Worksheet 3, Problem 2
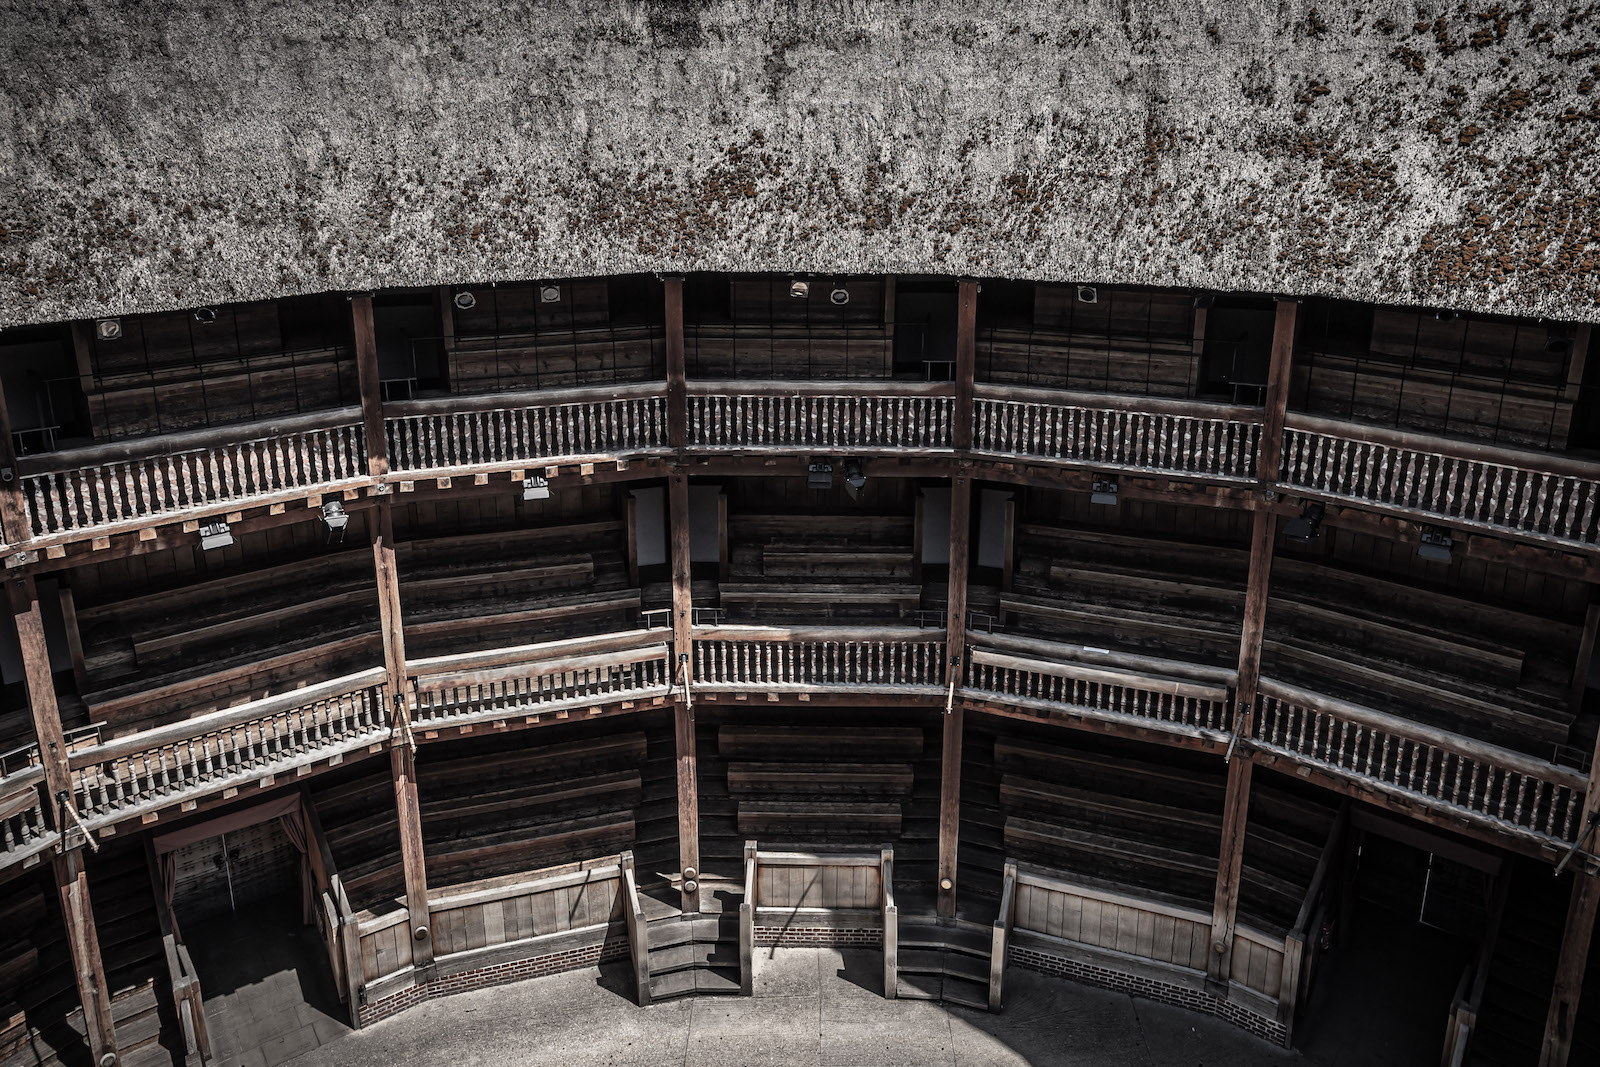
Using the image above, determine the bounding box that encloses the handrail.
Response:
[688,379,954,398]
[740,841,757,996]
[1284,410,1599,481]
[620,851,650,1006]
[881,848,897,1000]
[426,860,623,912]
[990,860,1018,1011]
[1015,865,1215,928]
[969,631,1238,687]
[968,648,1230,703]
[67,667,388,768]
[693,624,940,644]
[383,380,667,418]
[1255,677,1588,792]
[13,405,365,476]
[974,381,1263,423]
[406,629,665,677]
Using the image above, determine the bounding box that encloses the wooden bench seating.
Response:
[311,771,406,911]
[728,515,915,548]
[998,591,1241,665]
[727,763,914,795]
[759,548,914,580]
[86,358,349,440]
[718,725,924,761]
[418,732,646,889]
[719,583,923,619]
[737,801,901,838]
[978,326,1198,397]
[396,521,625,567]
[403,589,643,652]
[449,331,663,390]
[0,871,82,1067]
[685,330,891,378]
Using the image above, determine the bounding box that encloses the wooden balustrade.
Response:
[971,386,1262,481]
[1251,678,1588,848]
[1280,413,1600,548]
[0,765,51,865]
[17,409,367,542]
[691,626,946,692]
[408,630,673,727]
[66,669,390,823]
[425,857,624,958]
[384,384,669,478]
[961,633,1237,741]
[687,381,955,452]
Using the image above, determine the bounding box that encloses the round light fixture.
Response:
[193,307,217,325]
[453,290,477,311]
[830,287,850,305]
[94,318,122,341]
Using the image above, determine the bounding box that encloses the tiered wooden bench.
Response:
[84,840,177,1067]
[722,514,922,624]
[76,551,383,735]
[398,521,641,657]
[417,733,646,890]
[447,326,664,391]
[719,725,922,845]
[310,768,407,913]
[1004,524,1248,667]
[0,868,84,1067]
[1263,558,1578,757]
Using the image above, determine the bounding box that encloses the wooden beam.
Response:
[954,280,977,450]
[0,366,29,551]
[55,848,118,1067]
[435,285,456,393]
[369,498,432,969]
[57,583,89,695]
[1570,600,1599,721]
[1209,506,1278,985]
[9,575,73,812]
[669,469,699,912]
[938,473,973,918]
[1540,871,1598,1067]
[350,294,389,478]
[1260,299,1298,483]
[665,277,687,451]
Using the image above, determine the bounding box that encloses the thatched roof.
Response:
[3,0,1598,327]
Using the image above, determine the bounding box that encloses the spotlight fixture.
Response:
[453,290,477,311]
[843,459,867,490]
[789,279,810,299]
[522,474,551,501]
[1433,309,1459,322]
[94,318,122,341]
[1418,526,1454,563]
[807,462,833,490]
[193,307,217,325]
[1090,477,1119,506]
[198,520,234,551]
[1282,502,1326,543]
[539,284,562,303]
[321,499,349,543]
[1077,286,1098,304]
[829,285,851,306]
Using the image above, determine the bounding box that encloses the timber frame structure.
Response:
[0,273,1597,1067]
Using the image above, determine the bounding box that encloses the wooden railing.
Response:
[1440,866,1507,1066]
[971,385,1262,481]
[1272,803,1348,1034]
[426,857,624,957]
[17,408,367,543]
[66,669,390,823]
[692,626,946,693]
[408,630,673,728]
[307,798,365,1026]
[989,860,1017,1011]
[147,841,210,1065]
[1251,678,1588,848]
[0,764,52,868]
[1280,413,1600,549]
[384,383,669,478]
[687,381,955,452]
[622,850,650,1006]
[961,632,1236,742]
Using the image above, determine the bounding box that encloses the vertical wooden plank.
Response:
[1081,897,1104,948]
[664,276,687,449]
[1152,913,1176,965]
[1259,298,1298,483]
[1135,909,1156,961]
[56,585,89,694]
[349,294,389,478]
[482,899,506,947]
[1540,871,1598,1067]
[1059,891,1080,943]
[1568,600,1598,720]
[435,285,456,393]
[954,279,977,450]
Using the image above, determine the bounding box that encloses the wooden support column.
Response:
[1568,600,1598,719]
[0,369,30,551]
[370,500,432,969]
[9,575,117,1065]
[435,286,456,393]
[665,276,687,451]
[669,470,699,912]
[1563,324,1592,452]
[350,294,389,479]
[1540,872,1598,1067]
[1209,298,1296,987]
[937,279,978,919]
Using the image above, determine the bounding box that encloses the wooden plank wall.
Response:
[755,862,882,910]
[1013,871,1213,973]
[427,869,622,958]
[358,915,413,983]
[1230,927,1288,1000]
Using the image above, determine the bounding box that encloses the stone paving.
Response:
[281,946,1313,1067]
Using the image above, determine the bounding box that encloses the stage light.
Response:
[523,474,551,501]
[1282,502,1325,543]
[807,462,833,490]
[1090,477,1119,506]
[844,459,867,490]
[453,290,477,311]
[94,318,122,341]
[790,279,810,299]
[1077,286,1098,304]
[199,521,234,551]
[830,286,850,305]
[193,307,217,325]
[540,284,561,303]
[321,499,349,543]
[1418,526,1454,563]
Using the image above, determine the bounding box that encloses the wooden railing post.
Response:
[664,276,687,451]
[350,294,388,479]
[370,499,432,970]
[740,841,756,996]
[1210,298,1295,989]
[620,851,651,1005]
[881,847,898,999]
[989,859,1017,1011]
[8,574,118,1064]
[1540,871,1598,1067]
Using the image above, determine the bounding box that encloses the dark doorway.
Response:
[893,276,958,378]
[1294,827,1482,1065]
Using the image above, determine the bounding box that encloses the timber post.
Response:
[936,278,978,919]
[1540,871,1598,1067]
[1209,298,1296,987]
[9,575,119,1065]
[665,276,700,912]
